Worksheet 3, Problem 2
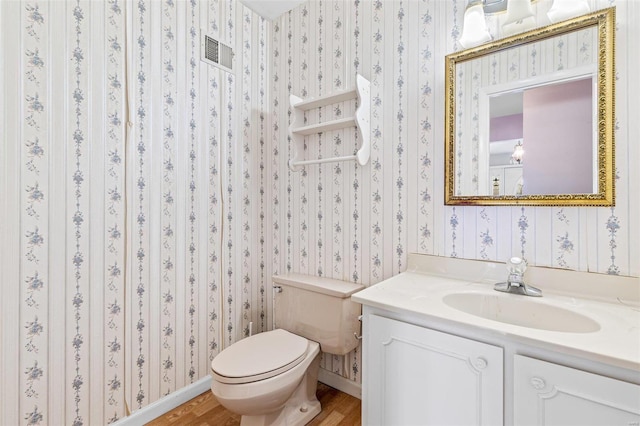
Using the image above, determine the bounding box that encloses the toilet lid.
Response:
[211,329,309,384]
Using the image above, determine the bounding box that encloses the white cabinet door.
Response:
[364,315,503,426]
[503,166,523,195]
[514,355,640,425]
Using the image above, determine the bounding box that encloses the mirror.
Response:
[445,7,615,206]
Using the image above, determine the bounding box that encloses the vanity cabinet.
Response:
[514,355,640,425]
[362,310,640,426]
[363,314,503,425]
[354,255,640,425]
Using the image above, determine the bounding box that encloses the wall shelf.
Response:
[291,117,357,136]
[288,74,370,171]
[292,88,357,111]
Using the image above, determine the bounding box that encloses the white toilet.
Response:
[210,273,364,426]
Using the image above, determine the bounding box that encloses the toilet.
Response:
[210,273,364,426]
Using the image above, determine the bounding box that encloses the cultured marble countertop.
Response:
[352,257,640,373]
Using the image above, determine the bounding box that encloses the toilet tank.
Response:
[273,273,364,356]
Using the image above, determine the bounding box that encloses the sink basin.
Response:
[443,292,600,333]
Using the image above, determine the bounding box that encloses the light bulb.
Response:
[547,0,590,23]
[459,2,492,49]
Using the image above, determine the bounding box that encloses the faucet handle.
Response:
[507,256,526,275]
[495,256,542,297]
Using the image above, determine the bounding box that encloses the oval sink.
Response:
[443,292,600,333]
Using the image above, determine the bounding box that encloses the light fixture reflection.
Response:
[511,140,524,164]
[459,1,493,49]
[547,0,590,23]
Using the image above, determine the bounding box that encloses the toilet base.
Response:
[239,350,322,426]
[239,400,321,426]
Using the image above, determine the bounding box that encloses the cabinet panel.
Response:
[365,315,503,426]
[514,355,640,425]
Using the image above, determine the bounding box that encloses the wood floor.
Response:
[146,382,361,426]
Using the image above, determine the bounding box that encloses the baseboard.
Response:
[112,370,358,425]
[112,375,211,425]
[318,368,362,400]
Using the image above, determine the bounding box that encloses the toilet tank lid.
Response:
[273,273,364,298]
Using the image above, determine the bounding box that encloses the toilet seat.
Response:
[211,329,310,384]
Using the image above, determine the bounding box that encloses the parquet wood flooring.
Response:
[146,382,361,426]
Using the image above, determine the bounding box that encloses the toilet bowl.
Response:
[211,329,321,426]
[210,273,364,426]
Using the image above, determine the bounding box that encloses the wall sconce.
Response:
[459,1,493,49]
[511,140,524,164]
[547,0,590,23]
[502,0,536,36]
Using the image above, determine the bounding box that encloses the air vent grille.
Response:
[201,33,234,73]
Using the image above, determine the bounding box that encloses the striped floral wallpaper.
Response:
[1,0,638,424]
[1,0,269,424]
[269,0,639,383]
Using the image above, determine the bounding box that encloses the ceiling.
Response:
[490,91,523,118]
[240,0,307,20]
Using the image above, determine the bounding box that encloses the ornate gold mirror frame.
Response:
[445,7,615,206]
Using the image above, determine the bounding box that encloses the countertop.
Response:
[352,258,640,372]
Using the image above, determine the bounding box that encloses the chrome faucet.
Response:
[494,257,542,297]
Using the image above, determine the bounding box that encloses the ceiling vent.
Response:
[201,32,234,73]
